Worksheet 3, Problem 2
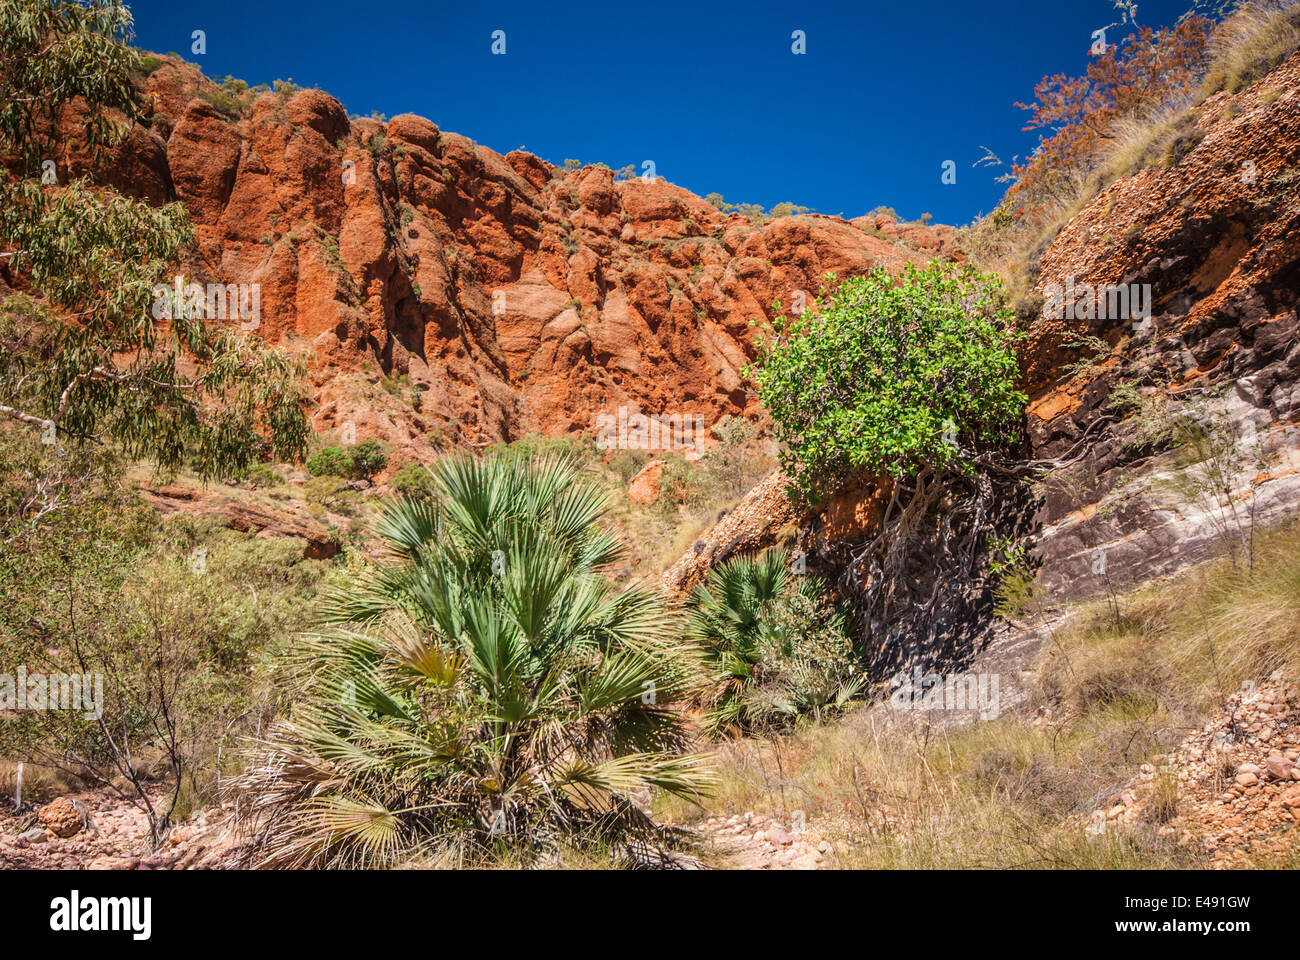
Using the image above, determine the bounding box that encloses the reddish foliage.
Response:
[1007,18,1214,215]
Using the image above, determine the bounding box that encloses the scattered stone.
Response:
[38,798,83,839]
[767,824,794,846]
[1264,755,1293,781]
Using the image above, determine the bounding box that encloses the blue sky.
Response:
[126,0,1203,225]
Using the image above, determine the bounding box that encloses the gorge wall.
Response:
[82,56,955,459]
[46,49,1300,615]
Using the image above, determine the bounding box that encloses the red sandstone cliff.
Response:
[81,56,955,459]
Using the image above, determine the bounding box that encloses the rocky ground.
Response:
[693,811,838,870]
[0,792,245,870]
[6,676,1296,871]
[1087,674,1300,868]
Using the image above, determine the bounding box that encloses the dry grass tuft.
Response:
[1200,0,1300,96]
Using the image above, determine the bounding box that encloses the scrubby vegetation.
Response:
[0,436,335,842]
[658,521,1300,868]
[234,455,713,867]
[685,551,864,736]
[961,0,1300,292]
[703,193,812,224]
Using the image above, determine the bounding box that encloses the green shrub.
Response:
[349,439,388,480]
[387,462,436,501]
[607,448,649,483]
[657,453,711,506]
[749,260,1026,500]
[307,445,352,478]
[242,463,283,488]
[136,54,164,75]
[769,201,811,217]
[302,475,359,514]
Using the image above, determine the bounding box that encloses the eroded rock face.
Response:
[661,52,1300,609]
[1023,51,1300,598]
[96,58,956,463]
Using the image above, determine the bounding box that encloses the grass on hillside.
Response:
[960,0,1300,303]
[655,520,1300,869]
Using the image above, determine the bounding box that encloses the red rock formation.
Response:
[97,57,956,462]
[1022,51,1300,596]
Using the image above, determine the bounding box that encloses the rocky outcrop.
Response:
[661,472,801,593]
[138,483,341,559]
[627,460,664,505]
[661,52,1300,614]
[91,57,955,463]
[1024,51,1300,598]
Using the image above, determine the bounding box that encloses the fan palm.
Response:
[686,550,864,736]
[234,453,712,867]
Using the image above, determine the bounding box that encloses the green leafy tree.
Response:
[0,0,141,171]
[235,454,712,867]
[750,261,1025,501]
[0,0,308,477]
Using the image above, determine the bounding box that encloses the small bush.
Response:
[135,54,164,76]
[607,448,650,483]
[307,445,352,478]
[348,439,388,480]
[387,463,436,501]
[242,463,283,489]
